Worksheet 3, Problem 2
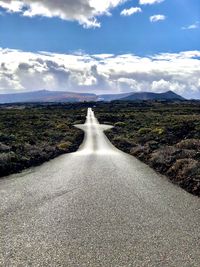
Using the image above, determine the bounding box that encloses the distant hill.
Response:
[0,90,97,104]
[0,90,185,104]
[119,91,185,101]
[98,93,132,101]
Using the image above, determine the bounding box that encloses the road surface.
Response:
[0,108,199,266]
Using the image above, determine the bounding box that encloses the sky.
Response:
[0,0,200,98]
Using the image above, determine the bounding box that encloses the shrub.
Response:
[56,123,70,131]
[152,127,165,135]
[114,122,126,127]
[130,145,150,161]
[176,139,200,150]
[0,142,11,152]
[57,141,72,152]
[167,159,200,195]
[149,146,181,172]
[167,158,199,180]
[138,128,152,135]
[112,136,136,153]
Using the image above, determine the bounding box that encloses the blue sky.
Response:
[0,0,200,98]
[0,0,199,54]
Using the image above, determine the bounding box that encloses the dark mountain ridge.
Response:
[119,90,185,101]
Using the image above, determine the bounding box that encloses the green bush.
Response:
[138,128,152,135]
[57,141,72,151]
[152,127,165,135]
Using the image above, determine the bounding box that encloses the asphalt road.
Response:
[0,108,199,266]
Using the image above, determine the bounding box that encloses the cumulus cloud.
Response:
[0,0,24,12]
[0,0,127,28]
[120,7,142,16]
[139,0,164,5]
[0,48,200,98]
[182,21,199,30]
[150,14,166,22]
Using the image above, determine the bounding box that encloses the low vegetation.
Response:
[95,101,200,196]
[0,103,89,177]
[1,100,200,196]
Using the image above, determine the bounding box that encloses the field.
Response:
[95,101,200,196]
[1,100,200,196]
[0,103,89,177]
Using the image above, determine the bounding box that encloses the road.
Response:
[0,108,199,266]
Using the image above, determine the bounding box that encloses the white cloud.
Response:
[182,21,199,30]
[150,14,166,22]
[0,0,127,28]
[139,0,164,5]
[0,48,200,98]
[0,0,24,12]
[120,7,142,16]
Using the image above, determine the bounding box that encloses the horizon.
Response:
[0,88,185,97]
[0,0,200,98]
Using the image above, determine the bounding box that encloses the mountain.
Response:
[119,91,185,101]
[0,90,185,104]
[0,90,97,103]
